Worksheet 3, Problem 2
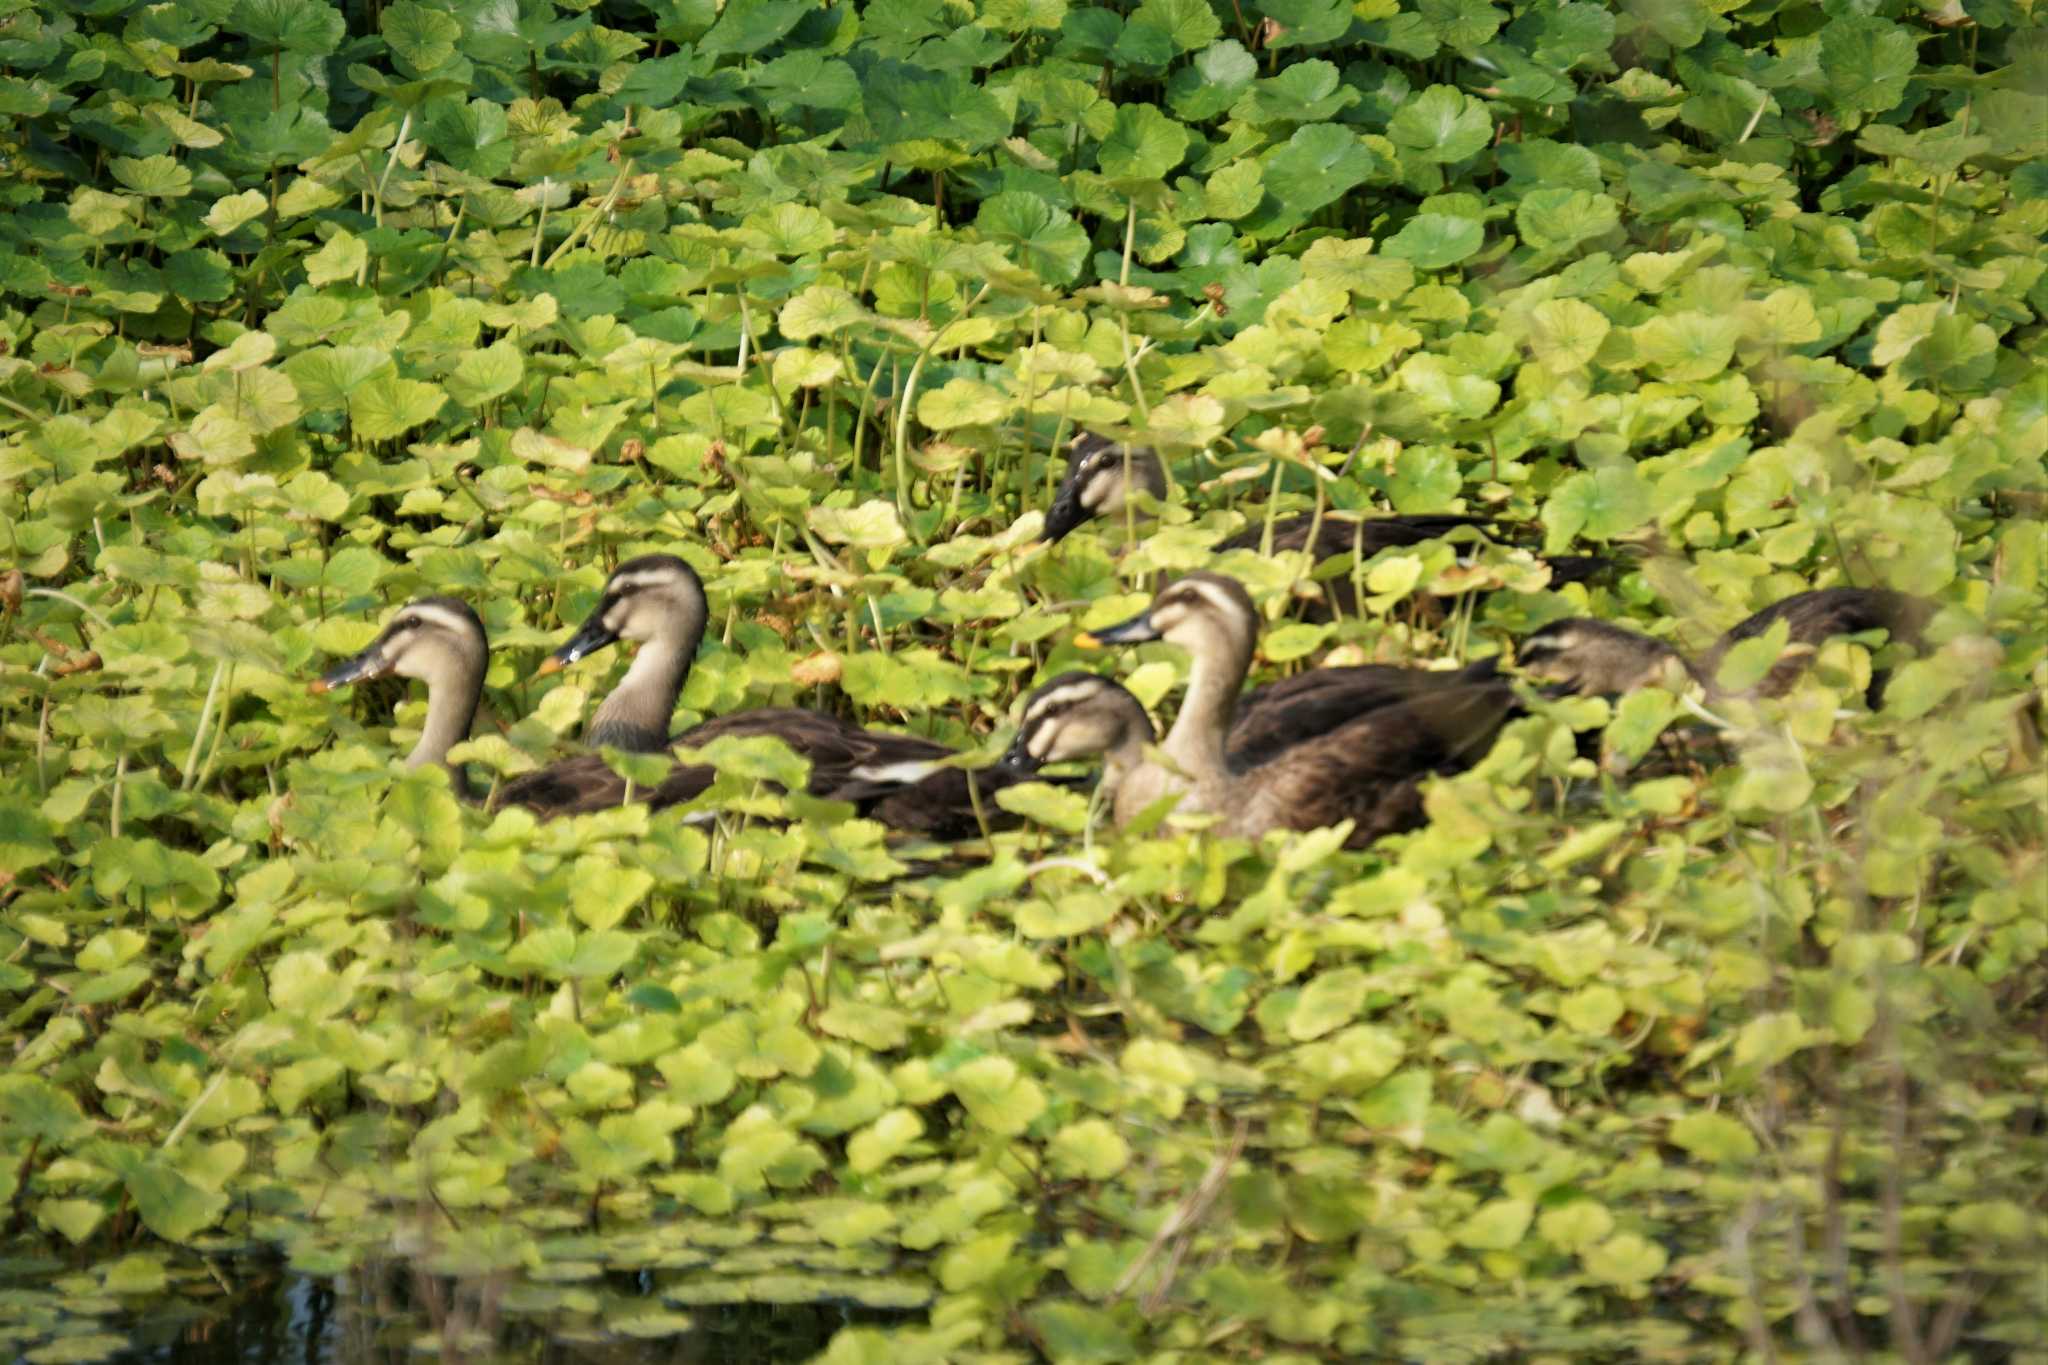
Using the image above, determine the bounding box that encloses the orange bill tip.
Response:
[533,656,565,678]
[1073,632,1102,649]
[307,679,331,695]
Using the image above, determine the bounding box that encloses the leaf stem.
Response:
[182,661,228,791]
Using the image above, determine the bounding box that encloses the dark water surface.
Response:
[20,1257,913,1364]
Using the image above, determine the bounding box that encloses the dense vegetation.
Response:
[1,0,2043,1358]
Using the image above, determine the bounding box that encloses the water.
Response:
[18,1258,918,1364]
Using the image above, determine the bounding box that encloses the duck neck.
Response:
[586,624,701,752]
[1160,637,1248,785]
[1100,726,1154,797]
[408,667,482,801]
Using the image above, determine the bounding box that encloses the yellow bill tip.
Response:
[1073,632,1102,650]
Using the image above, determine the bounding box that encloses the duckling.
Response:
[1037,433,1606,615]
[502,553,960,819]
[1070,573,1516,842]
[309,596,489,797]
[1517,586,1931,702]
[1041,433,1171,542]
[1000,672,1157,796]
[1042,434,1488,557]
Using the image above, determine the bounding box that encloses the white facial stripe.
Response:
[1181,578,1246,621]
[1079,471,1115,509]
[1026,682,1106,721]
[404,603,473,638]
[608,571,668,594]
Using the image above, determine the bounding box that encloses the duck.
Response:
[1001,666,1513,847]
[500,553,981,821]
[309,596,489,798]
[1063,572,1517,843]
[1515,586,1932,703]
[1038,432,1606,617]
[307,565,967,821]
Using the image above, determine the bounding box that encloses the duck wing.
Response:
[497,755,631,816]
[647,709,956,810]
[1228,658,1502,770]
[1216,512,1494,558]
[1231,681,1520,846]
[1708,587,1932,699]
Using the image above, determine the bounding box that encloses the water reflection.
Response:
[95,1259,914,1364]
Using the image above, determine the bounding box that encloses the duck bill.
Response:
[541,613,620,675]
[995,734,1039,773]
[1074,610,1160,649]
[310,648,389,695]
[1040,483,1089,543]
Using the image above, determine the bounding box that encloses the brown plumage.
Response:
[1518,586,1932,703]
[1037,433,1606,616]
[498,553,964,822]
[1061,572,1515,844]
[1004,664,1514,848]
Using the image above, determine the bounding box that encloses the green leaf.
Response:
[1246,125,1376,235]
[1257,0,1353,50]
[994,781,1092,833]
[110,155,193,198]
[950,1055,1046,1135]
[1713,619,1790,694]
[1097,103,1191,183]
[304,231,367,287]
[846,1108,925,1174]
[1288,966,1367,1041]
[1023,1301,1138,1363]
[232,0,347,54]
[1381,214,1484,271]
[1822,16,1919,118]
[864,62,1011,150]
[1634,312,1741,382]
[1732,1010,1821,1070]
[569,861,654,932]
[1541,465,1651,551]
[0,1076,91,1143]
[817,1001,909,1050]
[381,0,461,76]
[444,342,523,408]
[1048,1117,1130,1180]
[976,192,1090,285]
[1417,0,1506,53]
[1559,984,1624,1034]
[1456,1196,1534,1251]
[283,346,393,411]
[349,371,446,441]
[1136,0,1222,51]
[916,378,1015,431]
[94,1146,229,1243]
[1516,189,1620,254]
[1168,40,1258,121]
[1387,85,1492,164]
[1526,298,1611,375]
[1669,1111,1758,1165]
[1582,1231,1668,1285]
[779,285,867,340]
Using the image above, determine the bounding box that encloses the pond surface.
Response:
[8,1255,913,1364]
